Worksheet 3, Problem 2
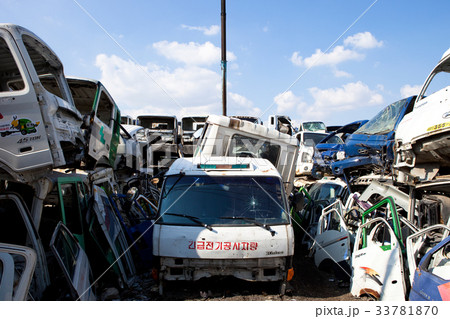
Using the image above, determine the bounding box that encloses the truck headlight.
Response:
[301,152,313,163]
[336,151,346,161]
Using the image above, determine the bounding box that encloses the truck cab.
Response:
[137,115,179,172]
[394,48,450,184]
[153,156,295,294]
[194,115,299,194]
[0,24,85,176]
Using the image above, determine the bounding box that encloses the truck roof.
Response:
[206,114,298,146]
[165,156,281,178]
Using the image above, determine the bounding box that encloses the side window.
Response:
[0,198,28,246]
[96,91,114,127]
[426,242,450,280]
[60,183,83,235]
[0,36,25,92]
[228,134,280,166]
[52,225,80,277]
[22,35,69,102]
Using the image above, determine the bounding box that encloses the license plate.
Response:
[426,122,450,132]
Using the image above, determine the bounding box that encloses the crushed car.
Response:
[137,115,180,173]
[331,96,415,186]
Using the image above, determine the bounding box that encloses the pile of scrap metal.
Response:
[290,47,450,301]
[0,24,159,300]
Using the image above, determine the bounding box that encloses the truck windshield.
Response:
[158,175,289,226]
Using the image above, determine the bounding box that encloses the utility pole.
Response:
[221,0,227,116]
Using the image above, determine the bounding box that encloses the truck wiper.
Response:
[164,213,213,231]
[161,173,185,199]
[220,216,276,236]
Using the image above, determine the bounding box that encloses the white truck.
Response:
[267,115,296,135]
[0,24,86,178]
[152,156,295,294]
[394,48,450,184]
[194,115,299,194]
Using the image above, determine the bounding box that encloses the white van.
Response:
[152,156,295,294]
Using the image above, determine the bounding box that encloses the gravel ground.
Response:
[119,247,365,301]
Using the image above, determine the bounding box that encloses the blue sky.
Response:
[2,0,449,126]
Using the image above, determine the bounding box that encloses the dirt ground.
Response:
[120,246,364,301]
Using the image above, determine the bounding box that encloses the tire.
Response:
[21,130,27,135]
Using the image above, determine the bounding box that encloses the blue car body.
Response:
[331,96,416,179]
[315,120,368,164]
[409,235,450,301]
[110,194,156,268]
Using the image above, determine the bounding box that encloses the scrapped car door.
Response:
[409,236,450,301]
[351,217,406,301]
[88,86,120,167]
[406,224,450,287]
[0,243,37,300]
[91,186,136,287]
[50,222,96,300]
[0,194,49,299]
[313,202,351,269]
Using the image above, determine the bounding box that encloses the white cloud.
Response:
[290,32,383,79]
[308,81,383,112]
[400,84,421,98]
[273,91,307,114]
[274,82,382,122]
[332,68,352,78]
[181,24,220,36]
[291,45,364,68]
[153,40,236,66]
[344,32,383,49]
[95,54,224,118]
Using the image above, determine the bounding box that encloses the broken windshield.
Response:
[354,98,410,135]
[158,175,289,226]
[303,122,326,132]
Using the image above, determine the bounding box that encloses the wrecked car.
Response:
[267,115,296,135]
[153,157,295,295]
[180,116,207,156]
[137,115,179,172]
[64,77,121,169]
[110,190,157,269]
[0,23,85,176]
[395,48,450,184]
[331,96,415,183]
[299,121,327,133]
[292,178,348,251]
[294,131,328,176]
[409,234,450,301]
[313,120,368,175]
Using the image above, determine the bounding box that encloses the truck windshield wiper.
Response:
[219,216,275,236]
[162,173,185,199]
[164,213,213,231]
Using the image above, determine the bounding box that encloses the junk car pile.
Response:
[1,24,449,301]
